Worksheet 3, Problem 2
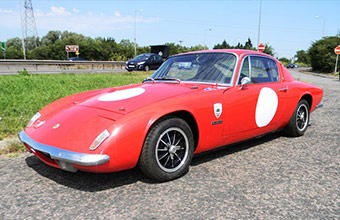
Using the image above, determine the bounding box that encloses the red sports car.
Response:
[19,49,323,182]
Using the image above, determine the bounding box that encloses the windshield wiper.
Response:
[154,77,181,83]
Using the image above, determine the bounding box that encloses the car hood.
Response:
[25,83,195,152]
[76,83,193,114]
[127,58,147,63]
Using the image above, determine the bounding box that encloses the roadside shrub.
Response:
[308,36,340,73]
[17,68,31,76]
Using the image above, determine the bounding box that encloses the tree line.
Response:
[1,30,339,73]
[0,31,272,61]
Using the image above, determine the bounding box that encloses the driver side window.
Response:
[239,56,279,84]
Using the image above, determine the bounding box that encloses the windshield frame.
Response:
[134,53,151,60]
[149,52,238,86]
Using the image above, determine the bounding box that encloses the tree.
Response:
[189,44,206,51]
[244,38,254,50]
[308,36,340,72]
[279,57,290,64]
[3,38,24,59]
[262,43,274,56]
[116,39,135,60]
[1,32,279,61]
[41,31,62,46]
[95,37,119,61]
[213,40,231,49]
[213,38,260,51]
[165,43,190,56]
[165,43,180,56]
[235,42,243,49]
[295,50,309,64]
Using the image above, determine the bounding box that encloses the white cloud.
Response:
[35,6,72,17]
[50,6,71,16]
[0,8,13,14]
[33,7,159,41]
[114,11,121,17]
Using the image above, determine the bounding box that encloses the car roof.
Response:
[174,49,273,59]
[139,53,159,56]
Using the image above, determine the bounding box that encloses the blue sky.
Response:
[0,0,339,58]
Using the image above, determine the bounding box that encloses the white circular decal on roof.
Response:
[255,87,278,127]
[98,88,145,101]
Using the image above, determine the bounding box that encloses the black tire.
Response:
[144,65,150,71]
[284,99,310,137]
[138,117,194,182]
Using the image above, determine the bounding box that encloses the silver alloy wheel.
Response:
[155,127,189,172]
[296,103,309,131]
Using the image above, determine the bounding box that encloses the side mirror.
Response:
[240,77,251,90]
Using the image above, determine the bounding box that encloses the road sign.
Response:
[335,45,340,78]
[334,45,340,55]
[1,42,5,52]
[65,45,79,52]
[258,43,265,52]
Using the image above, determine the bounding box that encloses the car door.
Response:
[153,55,163,69]
[149,55,160,69]
[222,56,288,139]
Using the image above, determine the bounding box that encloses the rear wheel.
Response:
[138,117,194,182]
[284,99,310,137]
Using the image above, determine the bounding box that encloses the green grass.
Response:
[0,71,150,140]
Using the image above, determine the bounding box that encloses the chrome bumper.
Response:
[19,130,110,171]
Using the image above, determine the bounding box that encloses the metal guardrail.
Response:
[0,59,126,74]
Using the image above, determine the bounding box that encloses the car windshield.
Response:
[150,52,236,85]
[135,54,151,60]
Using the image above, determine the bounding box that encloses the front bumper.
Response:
[125,64,144,71]
[18,130,110,172]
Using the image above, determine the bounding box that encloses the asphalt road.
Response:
[0,69,339,220]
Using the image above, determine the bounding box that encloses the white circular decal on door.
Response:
[255,87,278,127]
[98,87,145,101]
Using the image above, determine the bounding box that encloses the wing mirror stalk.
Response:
[239,77,251,90]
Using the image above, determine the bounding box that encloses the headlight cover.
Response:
[137,61,145,65]
[27,112,41,127]
[89,129,110,151]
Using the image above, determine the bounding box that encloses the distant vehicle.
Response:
[286,63,298,68]
[125,53,164,72]
[67,57,86,61]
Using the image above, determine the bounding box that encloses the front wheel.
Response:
[144,65,150,71]
[284,99,310,137]
[138,117,194,182]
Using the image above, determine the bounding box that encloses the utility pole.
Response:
[257,0,262,48]
[21,0,38,59]
[134,9,143,57]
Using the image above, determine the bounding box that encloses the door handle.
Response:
[278,86,288,92]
